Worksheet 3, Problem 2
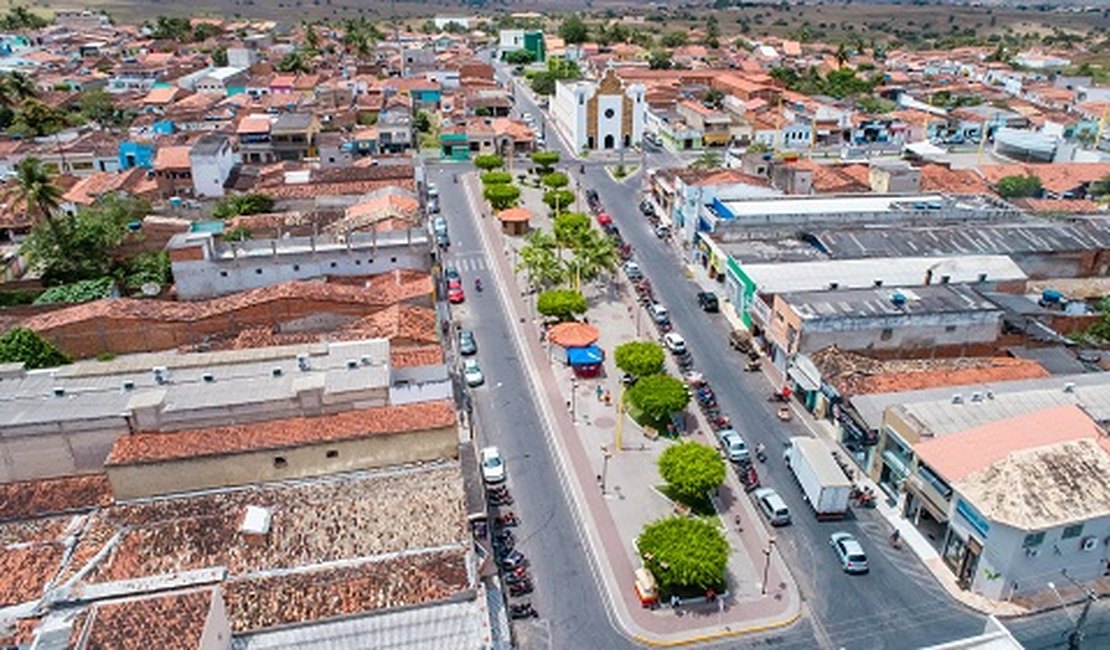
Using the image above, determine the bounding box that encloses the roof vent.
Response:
[985,390,994,400]
[360,355,373,366]
[346,359,358,370]
[121,380,135,391]
[297,354,311,372]
[828,281,839,290]
[272,366,283,377]
[1064,382,1076,394]
[52,387,65,398]
[203,373,215,383]
[874,279,883,288]
[970,392,983,403]
[951,394,963,404]
[153,366,169,385]
[891,291,907,307]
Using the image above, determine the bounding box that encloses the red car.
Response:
[596,212,613,226]
[447,279,465,304]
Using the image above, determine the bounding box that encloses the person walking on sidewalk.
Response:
[596,385,604,401]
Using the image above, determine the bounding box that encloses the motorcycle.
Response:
[509,602,538,619]
[499,549,529,570]
[494,529,516,548]
[744,360,761,372]
[755,445,767,463]
[475,278,483,293]
[509,580,534,596]
[504,569,531,584]
[496,512,520,527]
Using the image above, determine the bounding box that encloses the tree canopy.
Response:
[213,193,274,219]
[473,153,504,172]
[614,340,665,377]
[553,211,591,249]
[543,189,575,213]
[536,288,587,321]
[626,374,690,429]
[638,516,729,593]
[996,174,1043,199]
[0,327,70,369]
[658,441,726,504]
[531,150,560,174]
[480,171,513,186]
[559,16,588,45]
[516,230,564,289]
[542,171,569,189]
[504,49,536,66]
[484,183,521,210]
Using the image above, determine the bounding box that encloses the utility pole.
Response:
[761,538,776,595]
[1061,569,1099,650]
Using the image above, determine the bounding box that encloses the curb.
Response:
[631,609,802,648]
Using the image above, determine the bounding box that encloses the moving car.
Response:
[458,329,477,355]
[448,279,466,304]
[463,359,485,386]
[480,446,506,484]
[753,488,791,526]
[662,332,687,355]
[697,291,719,312]
[715,428,750,463]
[829,532,869,574]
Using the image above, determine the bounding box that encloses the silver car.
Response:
[754,488,791,526]
[830,532,869,574]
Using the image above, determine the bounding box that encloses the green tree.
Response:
[568,229,617,284]
[341,17,379,59]
[531,150,560,174]
[8,98,69,139]
[148,16,192,41]
[856,95,895,114]
[413,110,432,134]
[1089,174,1110,200]
[0,327,70,369]
[13,157,65,252]
[689,151,722,170]
[473,153,504,172]
[706,15,720,49]
[276,49,310,73]
[542,171,569,190]
[505,49,535,65]
[303,22,321,53]
[223,225,253,242]
[192,23,222,42]
[120,251,172,291]
[78,89,131,129]
[661,31,689,48]
[536,288,587,321]
[638,516,729,593]
[658,441,726,503]
[516,230,564,289]
[559,15,588,45]
[543,189,575,214]
[649,50,673,70]
[626,374,690,429]
[484,183,521,210]
[614,340,665,377]
[213,193,275,219]
[211,45,228,67]
[553,211,590,250]
[996,174,1042,199]
[481,171,512,185]
[703,89,725,110]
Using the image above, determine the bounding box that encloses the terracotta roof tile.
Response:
[81,589,214,650]
[979,162,1110,195]
[811,164,870,193]
[154,145,192,170]
[0,474,111,522]
[0,543,63,607]
[497,207,532,223]
[107,400,455,465]
[390,344,444,368]
[547,322,599,348]
[1016,198,1104,215]
[918,164,991,195]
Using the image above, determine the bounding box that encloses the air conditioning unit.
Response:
[1082,536,1099,552]
[297,354,311,372]
[153,366,169,385]
[1026,547,1040,558]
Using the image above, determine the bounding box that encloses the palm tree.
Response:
[0,71,36,107]
[567,229,618,289]
[14,157,66,249]
[689,151,722,170]
[516,230,564,289]
[834,42,850,68]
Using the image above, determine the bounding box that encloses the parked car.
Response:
[428,198,440,214]
[480,446,506,484]
[654,224,671,238]
[697,291,719,312]
[639,200,654,216]
[662,332,687,355]
[623,261,643,280]
[829,532,869,574]
[753,488,791,526]
[448,280,465,304]
[459,330,477,355]
[427,182,439,200]
[463,359,485,386]
[716,428,750,463]
[432,216,448,236]
[445,265,461,283]
[648,302,669,324]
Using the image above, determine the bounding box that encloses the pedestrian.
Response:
[604,390,612,405]
[596,385,604,401]
[670,594,680,609]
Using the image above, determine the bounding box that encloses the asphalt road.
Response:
[432,164,635,650]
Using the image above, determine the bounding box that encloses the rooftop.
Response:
[782,284,1001,321]
[106,400,456,465]
[715,193,949,218]
[0,474,111,522]
[77,588,215,650]
[189,134,227,157]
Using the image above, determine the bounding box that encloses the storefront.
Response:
[877,428,914,498]
[944,498,988,590]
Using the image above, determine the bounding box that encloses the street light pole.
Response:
[761,538,776,595]
[600,445,612,494]
[1061,569,1100,649]
[570,377,579,422]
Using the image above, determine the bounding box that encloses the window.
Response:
[390,257,397,263]
[293,264,300,271]
[273,457,288,469]
[604,108,615,119]
[255,268,263,275]
[1063,524,1084,540]
[880,328,893,341]
[326,449,339,459]
[330,261,338,268]
[219,270,228,277]
[1023,531,1045,548]
[945,325,957,333]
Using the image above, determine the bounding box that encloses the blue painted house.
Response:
[119,142,155,170]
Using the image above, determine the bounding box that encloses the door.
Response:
[603,134,614,149]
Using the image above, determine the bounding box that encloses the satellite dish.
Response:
[140,283,160,297]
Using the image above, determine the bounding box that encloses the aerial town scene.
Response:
[0,0,1109,648]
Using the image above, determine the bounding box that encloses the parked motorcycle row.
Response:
[484,485,538,620]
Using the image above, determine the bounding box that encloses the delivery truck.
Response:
[783,437,852,519]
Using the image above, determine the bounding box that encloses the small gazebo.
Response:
[497,207,532,236]
[548,322,604,378]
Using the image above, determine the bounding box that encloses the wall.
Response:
[0,423,121,482]
[552,81,587,152]
[595,93,625,150]
[190,142,234,198]
[798,310,1004,355]
[106,425,458,498]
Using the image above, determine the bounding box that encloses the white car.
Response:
[648,303,669,324]
[480,446,506,484]
[663,332,686,355]
[753,488,791,526]
[463,359,485,387]
[623,261,643,280]
[830,532,869,574]
[427,182,439,199]
[716,428,749,463]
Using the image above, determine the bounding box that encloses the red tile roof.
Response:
[80,589,214,650]
[0,474,111,522]
[222,549,469,632]
[106,400,456,465]
[154,145,192,170]
[918,164,991,195]
[811,164,870,193]
[0,544,63,607]
[1016,198,1104,215]
[390,344,444,368]
[979,162,1110,195]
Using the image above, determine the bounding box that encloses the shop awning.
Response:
[788,366,819,392]
[567,345,604,366]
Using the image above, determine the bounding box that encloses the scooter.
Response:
[755,446,767,463]
[509,602,538,619]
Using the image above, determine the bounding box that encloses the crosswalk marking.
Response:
[452,257,487,273]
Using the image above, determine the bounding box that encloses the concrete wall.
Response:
[799,310,1003,355]
[553,81,587,152]
[190,141,235,198]
[106,425,458,499]
[0,424,121,483]
[596,94,624,149]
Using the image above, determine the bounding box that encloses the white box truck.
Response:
[783,437,852,520]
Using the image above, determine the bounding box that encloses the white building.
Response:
[552,69,645,153]
[227,46,258,69]
[194,67,248,94]
[189,134,235,198]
